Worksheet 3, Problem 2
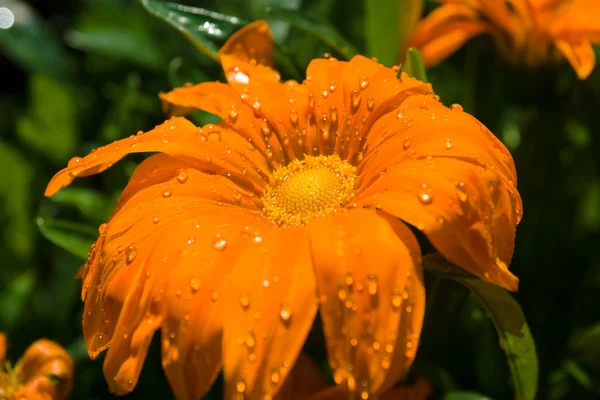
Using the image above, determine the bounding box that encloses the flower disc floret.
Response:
[262,155,357,226]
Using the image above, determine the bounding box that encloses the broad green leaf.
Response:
[0,142,33,259]
[444,392,493,400]
[66,0,164,70]
[16,74,78,163]
[400,47,428,82]
[365,0,422,66]
[424,254,538,400]
[141,0,246,62]
[0,0,75,81]
[36,217,96,261]
[49,187,113,224]
[247,0,302,41]
[266,7,358,60]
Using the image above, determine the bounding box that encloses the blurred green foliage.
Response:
[0,0,599,399]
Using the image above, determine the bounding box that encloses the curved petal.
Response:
[312,378,432,400]
[45,117,271,197]
[275,354,327,400]
[14,339,73,400]
[554,37,596,79]
[222,224,318,399]
[309,208,425,397]
[405,3,487,67]
[305,56,432,159]
[356,155,519,291]
[159,83,288,167]
[0,333,5,363]
[68,154,264,396]
[219,20,280,85]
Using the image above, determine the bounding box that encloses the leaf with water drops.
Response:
[266,7,358,60]
[400,47,428,82]
[423,253,538,400]
[141,0,246,62]
[36,217,96,261]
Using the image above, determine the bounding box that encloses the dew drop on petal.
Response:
[126,246,137,263]
[418,192,432,204]
[351,90,361,112]
[359,76,369,90]
[279,305,292,323]
[240,295,250,308]
[456,182,468,202]
[289,110,299,126]
[245,331,256,348]
[98,223,108,235]
[450,103,463,112]
[176,169,188,183]
[162,189,172,198]
[190,277,200,292]
[392,291,402,309]
[403,138,412,150]
[445,139,453,149]
[153,215,160,224]
[212,236,227,251]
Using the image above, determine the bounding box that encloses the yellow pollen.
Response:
[262,155,357,226]
[0,363,22,400]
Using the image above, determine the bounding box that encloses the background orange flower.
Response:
[406,0,600,79]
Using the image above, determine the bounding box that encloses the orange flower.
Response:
[0,333,74,400]
[45,21,521,400]
[406,0,600,79]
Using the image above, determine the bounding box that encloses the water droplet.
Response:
[126,246,137,263]
[418,192,432,204]
[229,109,238,123]
[350,338,358,347]
[211,290,219,301]
[271,370,280,384]
[279,305,292,323]
[445,139,453,149]
[392,292,402,308]
[68,157,82,167]
[289,111,299,126]
[367,275,378,295]
[236,380,246,393]
[98,223,108,235]
[245,332,256,348]
[248,352,257,362]
[240,295,250,308]
[177,169,188,183]
[372,341,381,351]
[403,138,412,150]
[351,90,361,112]
[153,215,160,224]
[361,391,369,399]
[430,113,436,120]
[162,189,172,198]
[450,103,463,112]
[345,273,354,286]
[367,96,375,110]
[456,182,468,202]
[359,76,369,90]
[330,107,338,123]
[212,236,227,251]
[337,286,347,301]
[190,277,200,292]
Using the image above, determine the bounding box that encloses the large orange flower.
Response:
[0,333,74,400]
[406,0,600,79]
[45,21,521,400]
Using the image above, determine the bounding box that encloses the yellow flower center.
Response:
[262,155,357,226]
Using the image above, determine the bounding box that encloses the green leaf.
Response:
[36,217,96,261]
[66,0,165,70]
[141,0,246,62]
[0,142,34,259]
[364,0,422,66]
[0,270,35,329]
[0,0,75,81]
[266,7,358,60]
[444,392,493,400]
[16,74,78,163]
[424,254,539,400]
[49,187,113,224]
[400,47,428,82]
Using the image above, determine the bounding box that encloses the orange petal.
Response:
[356,155,519,291]
[554,37,596,79]
[405,3,487,67]
[274,354,327,400]
[159,83,287,167]
[45,117,271,198]
[305,56,432,159]
[309,208,425,397]
[0,332,5,363]
[219,20,280,85]
[222,224,318,399]
[14,339,73,400]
